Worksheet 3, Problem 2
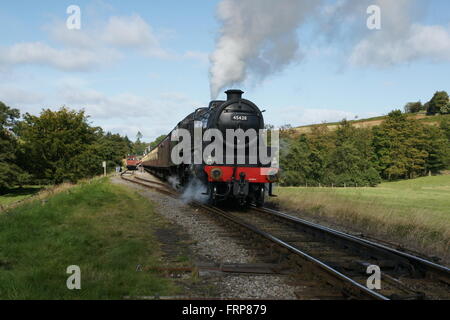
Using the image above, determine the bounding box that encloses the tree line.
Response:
[279,111,450,187]
[2,99,449,192]
[0,103,147,192]
[404,91,450,115]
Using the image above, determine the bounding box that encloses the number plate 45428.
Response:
[232,115,248,121]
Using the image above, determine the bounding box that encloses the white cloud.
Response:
[350,24,450,67]
[347,0,450,66]
[0,86,45,106]
[46,23,98,49]
[1,14,205,72]
[102,15,172,58]
[56,85,204,140]
[0,42,120,71]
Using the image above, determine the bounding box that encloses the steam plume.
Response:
[209,0,440,96]
[209,0,318,98]
[168,175,208,204]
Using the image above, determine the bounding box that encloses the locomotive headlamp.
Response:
[211,168,223,181]
[267,170,279,183]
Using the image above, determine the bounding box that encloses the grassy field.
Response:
[270,175,450,263]
[293,113,450,135]
[0,187,43,206]
[0,178,177,299]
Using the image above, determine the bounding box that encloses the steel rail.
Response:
[120,172,177,197]
[191,201,389,300]
[252,206,450,280]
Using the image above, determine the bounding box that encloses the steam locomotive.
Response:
[140,90,278,206]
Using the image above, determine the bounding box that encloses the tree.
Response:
[0,102,29,192]
[280,134,314,186]
[325,121,380,186]
[16,107,135,184]
[131,140,147,156]
[427,91,449,115]
[16,108,103,184]
[372,110,429,180]
[440,118,450,169]
[441,118,450,142]
[98,132,133,169]
[279,124,295,139]
[422,125,449,173]
[404,101,423,114]
[130,131,146,155]
[149,135,166,150]
[136,131,143,142]
[279,121,380,187]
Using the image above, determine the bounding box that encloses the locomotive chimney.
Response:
[225,89,244,101]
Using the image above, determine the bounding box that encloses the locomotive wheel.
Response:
[255,186,265,208]
[208,184,218,206]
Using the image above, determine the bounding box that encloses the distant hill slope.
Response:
[294,113,450,135]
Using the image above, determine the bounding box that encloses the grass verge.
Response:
[0,177,177,299]
[0,187,43,206]
[270,175,450,264]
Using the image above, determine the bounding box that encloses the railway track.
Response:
[120,172,450,300]
[120,171,177,197]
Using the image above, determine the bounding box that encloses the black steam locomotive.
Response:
[140,90,278,206]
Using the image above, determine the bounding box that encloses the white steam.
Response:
[168,176,208,204]
[209,0,319,99]
[209,0,446,95]
[180,178,208,204]
[167,175,181,190]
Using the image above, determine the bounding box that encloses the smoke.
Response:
[180,178,209,204]
[167,175,181,190]
[209,0,319,99]
[168,175,208,204]
[209,0,440,94]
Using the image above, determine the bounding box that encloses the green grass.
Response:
[0,178,177,299]
[271,175,450,262]
[420,113,450,123]
[0,187,43,206]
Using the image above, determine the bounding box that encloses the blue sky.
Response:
[0,0,449,141]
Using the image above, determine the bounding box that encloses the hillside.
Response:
[293,113,450,135]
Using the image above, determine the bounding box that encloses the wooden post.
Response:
[102,161,106,177]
